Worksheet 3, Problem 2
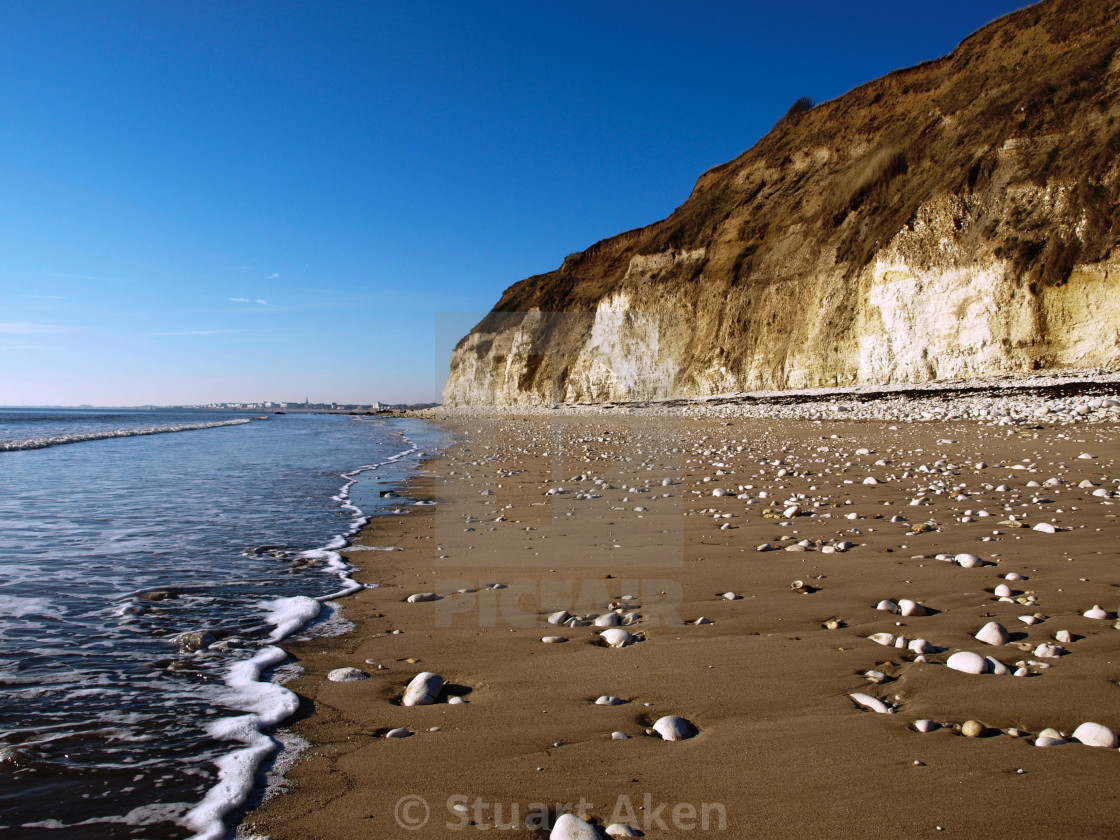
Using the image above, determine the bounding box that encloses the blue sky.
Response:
[0,1,1028,406]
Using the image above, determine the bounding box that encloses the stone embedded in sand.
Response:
[850,692,892,713]
[868,632,896,646]
[865,670,888,684]
[611,731,629,740]
[975,621,1010,646]
[914,719,939,733]
[994,584,1013,598]
[605,824,641,838]
[327,667,369,682]
[652,715,697,741]
[550,813,601,840]
[548,610,572,625]
[1083,605,1109,620]
[899,599,926,617]
[985,656,1011,675]
[694,617,713,625]
[721,592,742,600]
[783,505,802,518]
[1035,729,1067,747]
[1071,722,1119,748]
[947,651,989,674]
[955,553,983,568]
[594,612,622,627]
[595,695,624,706]
[1054,629,1073,644]
[1018,615,1041,625]
[406,592,440,603]
[909,638,936,654]
[385,727,412,738]
[402,672,444,706]
[1032,522,1057,533]
[962,720,986,738]
[1034,643,1066,658]
[600,628,635,648]
[876,599,899,614]
[542,635,568,643]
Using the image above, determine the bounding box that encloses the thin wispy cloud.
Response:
[268,273,279,279]
[51,273,126,282]
[22,294,66,300]
[229,297,272,306]
[148,329,240,336]
[0,322,67,334]
[255,299,270,305]
[229,297,251,303]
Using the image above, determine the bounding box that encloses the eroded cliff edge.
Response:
[445,0,1120,406]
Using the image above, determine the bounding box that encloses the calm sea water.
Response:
[0,409,450,838]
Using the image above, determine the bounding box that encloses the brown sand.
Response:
[244,416,1120,839]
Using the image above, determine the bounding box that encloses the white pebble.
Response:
[326,667,368,682]
[947,651,989,674]
[652,715,697,741]
[1071,722,1119,748]
[600,628,635,648]
[975,621,1010,646]
[850,692,892,713]
[402,672,444,706]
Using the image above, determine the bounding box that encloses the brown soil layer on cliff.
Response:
[245,416,1120,839]
[447,0,1120,402]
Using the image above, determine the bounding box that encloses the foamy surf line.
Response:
[183,428,431,840]
[0,418,252,452]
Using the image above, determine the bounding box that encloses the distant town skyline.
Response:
[0,1,1030,406]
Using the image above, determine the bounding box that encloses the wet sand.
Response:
[244,414,1120,839]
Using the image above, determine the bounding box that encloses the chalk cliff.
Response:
[445,0,1120,406]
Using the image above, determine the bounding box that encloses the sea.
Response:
[0,408,451,839]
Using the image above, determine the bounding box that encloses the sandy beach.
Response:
[244,410,1120,839]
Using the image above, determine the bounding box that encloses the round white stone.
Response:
[975,621,1009,646]
[652,714,697,741]
[947,651,988,674]
[600,628,634,648]
[402,672,443,706]
[550,813,601,840]
[1071,722,1119,748]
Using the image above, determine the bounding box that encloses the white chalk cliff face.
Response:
[444,0,1120,406]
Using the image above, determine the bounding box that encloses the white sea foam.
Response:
[0,594,60,618]
[0,418,251,452]
[185,429,436,840]
[183,646,297,840]
[261,597,321,643]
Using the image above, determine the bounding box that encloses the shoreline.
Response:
[244,406,1120,839]
[184,420,438,840]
